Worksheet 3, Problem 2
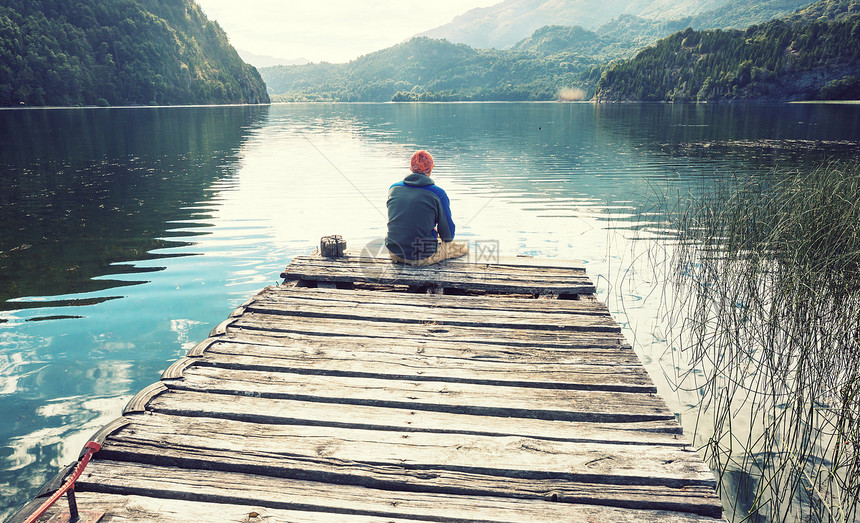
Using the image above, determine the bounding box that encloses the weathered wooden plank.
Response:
[254,288,611,317]
[222,314,629,349]
[45,492,424,523]
[194,339,656,392]
[202,333,631,363]
[123,383,168,414]
[282,262,590,284]
[94,415,717,512]
[76,461,722,521]
[166,366,673,423]
[147,390,686,443]
[242,302,620,332]
[194,337,642,378]
[195,331,640,365]
[281,258,597,294]
[264,285,610,314]
[110,413,711,483]
[69,480,720,522]
[243,298,621,332]
[279,267,597,292]
[290,254,589,276]
[201,336,646,376]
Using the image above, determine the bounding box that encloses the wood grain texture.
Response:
[263,285,609,314]
[147,389,686,442]
[103,413,713,486]
[191,338,656,392]
[89,442,721,516]
[280,256,597,295]
[193,331,642,364]
[61,487,720,522]
[33,255,723,522]
[167,366,675,423]
[244,298,621,332]
[86,413,720,517]
[221,313,629,349]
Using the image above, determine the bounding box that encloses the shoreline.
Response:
[0,102,272,111]
[4,99,860,110]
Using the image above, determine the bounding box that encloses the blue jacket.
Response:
[385,173,456,260]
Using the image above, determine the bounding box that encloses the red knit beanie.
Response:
[410,150,434,174]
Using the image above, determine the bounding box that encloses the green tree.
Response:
[0,0,269,107]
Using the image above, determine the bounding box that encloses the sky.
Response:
[194,1,501,64]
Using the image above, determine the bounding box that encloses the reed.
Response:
[661,163,860,521]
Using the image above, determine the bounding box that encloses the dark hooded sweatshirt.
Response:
[385,172,456,260]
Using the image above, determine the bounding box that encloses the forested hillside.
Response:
[689,0,818,29]
[0,0,269,106]
[595,0,860,101]
[261,36,605,102]
[595,0,814,47]
[512,25,620,56]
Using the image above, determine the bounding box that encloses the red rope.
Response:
[24,441,101,523]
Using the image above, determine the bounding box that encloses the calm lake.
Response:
[1,102,859,520]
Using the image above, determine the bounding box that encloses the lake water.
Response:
[1,102,859,520]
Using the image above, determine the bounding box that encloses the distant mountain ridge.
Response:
[237,49,309,68]
[261,37,584,102]
[417,0,725,49]
[0,0,269,106]
[594,0,815,46]
[419,0,816,49]
[689,0,821,28]
[260,0,852,103]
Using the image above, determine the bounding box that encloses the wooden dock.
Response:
[19,253,723,522]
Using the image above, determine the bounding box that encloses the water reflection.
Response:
[0,105,270,518]
[0,106,270,310]
[1,102,859,520]
[593,102,860,167]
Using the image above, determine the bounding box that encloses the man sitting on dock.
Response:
[386,150,469,266]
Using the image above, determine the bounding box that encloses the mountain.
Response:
[237,49,309,69]
[783,0,860,20]
[592,0,815,49]
[594,14,692,48]
[417,0,729,49]
[0,0,269,106]
[260,36,603,102]
[261,0,848,103]
[512,25,616,55]
[510,24,640,63]
[688,0,820,28]
[594,0,860,101]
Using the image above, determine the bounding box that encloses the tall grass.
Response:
[662,163,860,521]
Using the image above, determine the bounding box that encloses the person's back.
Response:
[385,150,468,265]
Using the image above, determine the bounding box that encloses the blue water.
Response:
[1,102,859,520]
